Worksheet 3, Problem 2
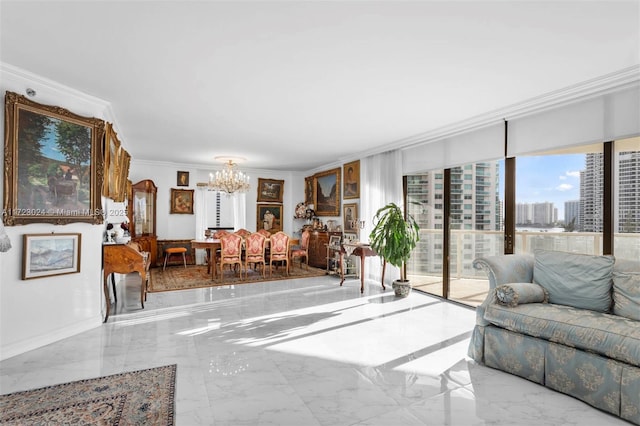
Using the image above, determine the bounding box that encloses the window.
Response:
[515,144,603,255]
[614,137,640,260]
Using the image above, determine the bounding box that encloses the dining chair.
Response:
[257,229,271,238]
[244,232,267,277]
[219,232,243,281]
[290,229,310,269]
[269,231,290,277]
[234,228,252,238]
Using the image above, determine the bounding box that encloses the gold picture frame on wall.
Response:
[343,160,360,199]
[257,178,284,203]
[3,91,105,225]
[257,203,282,234]
[314,167,341,216]
[170,188,194,214]
[305,176,314,205]
[102,123,130,203]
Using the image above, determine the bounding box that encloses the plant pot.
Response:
[392,279,411,297]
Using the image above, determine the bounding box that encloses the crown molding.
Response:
[343,65,640,159]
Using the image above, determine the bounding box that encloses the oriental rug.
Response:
[149,263,327,293]
[0,364,176,425]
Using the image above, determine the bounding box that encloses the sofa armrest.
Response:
[472,254,534,326]
[473,254,534,289]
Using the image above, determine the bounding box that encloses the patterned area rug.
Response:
[149,263,327,292]
[0,364,176,425]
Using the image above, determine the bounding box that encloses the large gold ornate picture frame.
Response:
[4,91,105,225]
[314,167,341,216]
[102,122,130,202]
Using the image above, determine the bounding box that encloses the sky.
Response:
[500,154,586,219]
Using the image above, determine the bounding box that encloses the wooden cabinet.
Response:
[308,231,327,268]
[308,231,342,269]
[128,179,158,266]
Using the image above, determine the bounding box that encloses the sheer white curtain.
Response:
[232,193,247,230]
[360,150,403,285]
[194,187,209,265]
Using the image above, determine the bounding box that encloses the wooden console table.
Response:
[102,243,150,323]
[339,243,386,293]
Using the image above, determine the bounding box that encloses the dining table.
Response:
[191,237,300,280]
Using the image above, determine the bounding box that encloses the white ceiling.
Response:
[1,1,639,171]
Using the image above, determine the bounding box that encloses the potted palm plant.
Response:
[368,202,420,297]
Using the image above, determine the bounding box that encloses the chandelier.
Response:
[208,158,250,194]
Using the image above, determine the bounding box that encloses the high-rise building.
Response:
[581,150,639,233]
[617,150,640,233]
[406,162,501,276]
[580,154,604,232]
[565,200,580,230]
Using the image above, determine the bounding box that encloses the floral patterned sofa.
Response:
[468,250,640,424]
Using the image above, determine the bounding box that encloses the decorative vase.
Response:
[392,280,411,297]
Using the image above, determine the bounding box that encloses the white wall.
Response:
[0,64,114,360]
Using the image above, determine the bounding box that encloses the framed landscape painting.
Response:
[257,178,284,203]
[22,233,81,280]
[3,92,105,225]
[314,168,341,216]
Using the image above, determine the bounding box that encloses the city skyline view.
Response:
[513,154,586,219]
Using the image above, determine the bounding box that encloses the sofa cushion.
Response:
[495,282,548,307]
[613,259,640,321]
[484,302,640,366]
[533,250,614,313]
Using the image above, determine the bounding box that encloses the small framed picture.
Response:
[329,235,342,247]
[257,178,284,203]
[177,171,189,187]
[343,233,358,244]
[170,188,194,214]
[23,233,81,280]
[343,203,358,233]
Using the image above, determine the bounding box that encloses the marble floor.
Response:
[0,273,628,425]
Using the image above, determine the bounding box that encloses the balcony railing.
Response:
[408,230,639,283]
[408,229,639,307]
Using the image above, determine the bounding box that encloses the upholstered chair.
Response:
[219,232,243,281]
[290,229,310,269]
[257,229,271,238]
[235,228,252,239]
[269,231,290,277]
[244,232,267,277]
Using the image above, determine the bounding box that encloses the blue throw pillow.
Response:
[533,250,614,312]
[495,282,549,307]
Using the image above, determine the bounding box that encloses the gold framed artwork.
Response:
[257,203,282,234]
[257,178,284,203]
[343,203,358,233]
[170,188,194,214]
[343,160,360,199]
[177,171,189,187]
[3,91,105,225]
[305,176,314,205]
[314,167,341,216]
[102,123,130,203]
[22,233,81,280]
